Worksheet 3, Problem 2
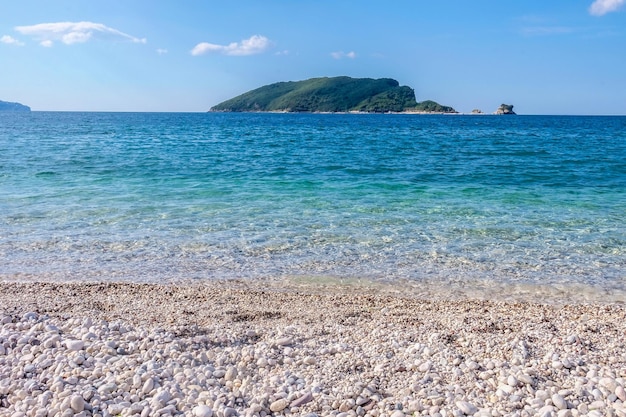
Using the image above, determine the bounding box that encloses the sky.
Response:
[1,1,625,114]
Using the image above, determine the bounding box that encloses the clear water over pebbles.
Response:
[1,113,625,300]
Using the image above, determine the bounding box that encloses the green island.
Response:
[0,100,31,112]
[210,76,456,113]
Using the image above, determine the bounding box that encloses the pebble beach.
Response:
[1,280,625,417]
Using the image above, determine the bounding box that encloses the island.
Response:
[0,100,31,112]
[495,104,516,115]
[210,77,456,114]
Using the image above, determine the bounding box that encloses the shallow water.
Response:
[1,112,625,301]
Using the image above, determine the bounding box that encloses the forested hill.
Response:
[210,77,456,113]
[0,100,31,112]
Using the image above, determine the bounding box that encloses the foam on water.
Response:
[1,112,625,302]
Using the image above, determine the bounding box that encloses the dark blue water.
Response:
[1,112,625,300]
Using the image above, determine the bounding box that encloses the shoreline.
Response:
[207,110,494,115]
[2,280,626,416]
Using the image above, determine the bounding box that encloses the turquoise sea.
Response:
[1,112,625,300]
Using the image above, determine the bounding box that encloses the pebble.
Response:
[224,367,237,381]
[65,339,84,351]
[223,406,237,417]
[291,391,313,407]
[270,399,289,412]
[275,337,293,346]
[142,378,155,394]
[456,401,478,415]
[152,390,171,408]
[2,283,626,417]
[70,395,85,412]
[552,394,567,410]
[507,375,518,387]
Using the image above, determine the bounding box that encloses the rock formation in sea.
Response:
[495,104,516,115]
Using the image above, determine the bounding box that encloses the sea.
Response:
[1,112,625,301]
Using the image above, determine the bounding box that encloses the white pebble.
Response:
[223,407,237,417]
[507,375,519,387]
[108,403,127,415]
[275,337,293,346]
[224,366,237,381]
[291,392,313,407]
[599,377,617,392]
[70,395,85,412]
[456,400,478,415]
[192,404,213,417]
[65,339,84,351]
[418,361,432,372]
[97,383,117,395]
[551,394,567,410]
[270,399,289,412]
[588,400,605,410]
[152,390,171,408]
[142,378,155,394]
[23,312,38,321]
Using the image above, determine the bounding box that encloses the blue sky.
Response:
[1,1,625,114]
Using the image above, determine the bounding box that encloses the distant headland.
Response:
[210,77,457,114]
[0,100,31,112]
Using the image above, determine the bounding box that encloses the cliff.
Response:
[210,77,456,113]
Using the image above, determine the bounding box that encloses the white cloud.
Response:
[0,35,24,46]
[331,51,357,59]
[589,0,625,15]
[14,21,147,46]
[191,35,270,56]
[156,48,168,55]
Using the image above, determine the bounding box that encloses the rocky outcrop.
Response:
[0,100,31,112]
[495,104,516,115]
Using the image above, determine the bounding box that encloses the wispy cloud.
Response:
[520,26,575,36]
[156,48,168,55]
[331,51,356,60]
[191,35,270,56]
[589,0,625,15]
[0,35,24,46]
[14,21,146,47]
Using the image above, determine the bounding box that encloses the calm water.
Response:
[1,112,625,299]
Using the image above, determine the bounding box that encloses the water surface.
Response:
[1,112,624,300]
